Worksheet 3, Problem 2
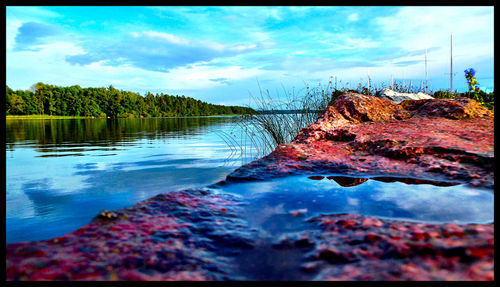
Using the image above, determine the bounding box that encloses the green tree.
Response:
[5,83,255,117]
[9,94,26,115]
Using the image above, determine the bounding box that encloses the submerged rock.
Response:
[227,92,494,189]
[375,88,434,104]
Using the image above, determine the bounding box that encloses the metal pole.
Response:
[403,71,405,90]
[425,47,428,92]
[450,34,453,92]
[367,71,370,95]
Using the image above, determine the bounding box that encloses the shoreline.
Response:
[5,114,249,120]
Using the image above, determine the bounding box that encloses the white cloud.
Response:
[320,33,380,51]
[143,30,190,45]
[370,182,493,223]
[347,13,359,22]
[6,36,270,96]
[269,8,282,21]
[161,63,267,90]
[6,20,22,51]
[140,30,260,54]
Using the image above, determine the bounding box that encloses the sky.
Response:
[6,6,494,106]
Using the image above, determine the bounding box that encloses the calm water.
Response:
[211,176,493,239]
[6,117,494,244]
[6,117,256,244]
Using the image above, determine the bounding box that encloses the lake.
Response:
[5,117,494,244]
[6,117,260,244]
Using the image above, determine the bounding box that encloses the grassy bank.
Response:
[6,115,93,120]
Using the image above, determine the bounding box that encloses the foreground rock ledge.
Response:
[5,189,494,281]
[227,93,494,189]
[6,93,494,281]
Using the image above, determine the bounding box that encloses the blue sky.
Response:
[6,6,494,106]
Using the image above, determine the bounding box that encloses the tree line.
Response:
[5,83,255,118]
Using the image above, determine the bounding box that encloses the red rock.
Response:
[336,219,357,228]
[442,225,465,238]
[427,231,442,239]
[333,92,409,123]
[364,233,382,242]
[466,247,493,259]
[228,93,493,188]
[362,217,383,228]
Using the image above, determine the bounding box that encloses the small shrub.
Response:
[432,90,459,99]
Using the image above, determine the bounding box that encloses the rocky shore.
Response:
[227,93,494,189]
[6,93,494,281]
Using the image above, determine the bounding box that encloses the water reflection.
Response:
[6,117,254,244]
[215,175,493,237]
[326,176,369,187]
[22,179,69,217]
[6,117,242,153]
[324,175,461,187]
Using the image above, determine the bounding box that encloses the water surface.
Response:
[211,175,493,239]
[5,117,494,245]
[6,117,254,244]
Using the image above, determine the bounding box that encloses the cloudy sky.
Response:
[6,6,494,106]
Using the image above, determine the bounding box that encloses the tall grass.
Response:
[219,78,338,163]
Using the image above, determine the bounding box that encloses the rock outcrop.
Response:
[6,190,258,281]
[375,88,434,104]
[227,93,494,189]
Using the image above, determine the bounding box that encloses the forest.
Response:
[5,83,255,118]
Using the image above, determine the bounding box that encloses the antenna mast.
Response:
[450,34,453,92]
[425,47,428,92]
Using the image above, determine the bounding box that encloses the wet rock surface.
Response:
[6,93,494,281]
[283,213,493,281]
[7,189,257,281]
[6,186,494,281]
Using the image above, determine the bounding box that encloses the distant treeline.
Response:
[5,83,255,118]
